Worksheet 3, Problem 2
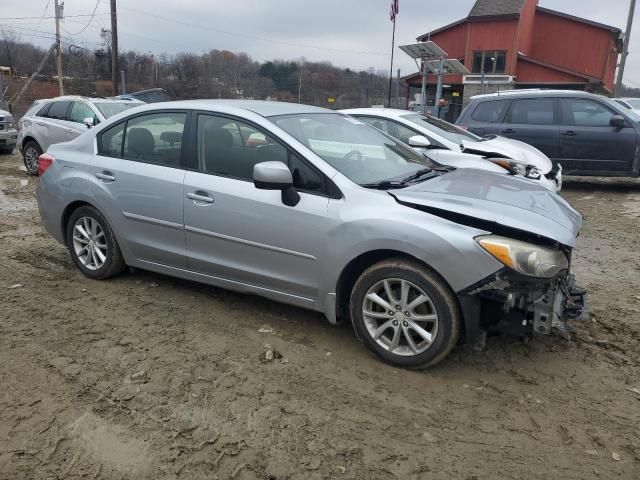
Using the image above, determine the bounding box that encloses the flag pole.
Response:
[388,16,396,107]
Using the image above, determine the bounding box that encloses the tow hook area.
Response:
[533,275,587,336]
[458,272,587,348]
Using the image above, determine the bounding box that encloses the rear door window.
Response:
[45,101,72,120]
[470,100,509,123]
[123,112,187,166]
[506,99,555,125]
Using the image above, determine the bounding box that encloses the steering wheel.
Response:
[343,150,363,163]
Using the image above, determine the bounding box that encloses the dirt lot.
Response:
[0,151,639,480]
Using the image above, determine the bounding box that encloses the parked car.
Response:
[36,100,585,368]
[17,96,143,174]
[341,108,561,192]
[614,97,640,114]
[457,90,640,177]
[0,107,18,155]
[115,87,174,103]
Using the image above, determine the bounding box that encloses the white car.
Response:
[17,96,143,174]
[614,97,640,115]
[341,108,562,192]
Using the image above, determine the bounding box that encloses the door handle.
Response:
[187,192,214,204]
[95,171,116,182]
[502,128,515,134]
[562,130,577,137]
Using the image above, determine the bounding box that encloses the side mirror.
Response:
[83,117,95,128]
[253,161,300,207]
[408,135,431,148]
[610,115,627,128]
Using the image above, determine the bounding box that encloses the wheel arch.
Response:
[334,249,458,325]
[22,136,40,151]
[61,200,96,244]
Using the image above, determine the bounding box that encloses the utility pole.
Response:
[54,0,64,95]
[298,71,302,103]
[110,0,119,95]
[616,0,637,95]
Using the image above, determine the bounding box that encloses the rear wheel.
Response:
[22,141,41,175]
[66,206,126,279]
[350,259,461,369]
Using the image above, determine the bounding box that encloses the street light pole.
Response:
[616,0,637,95]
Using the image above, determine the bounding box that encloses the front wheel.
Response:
[350,259,461,369]
[22,141,42,175]
[66,206,126,279]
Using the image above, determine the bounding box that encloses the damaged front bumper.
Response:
[458,269,587,348]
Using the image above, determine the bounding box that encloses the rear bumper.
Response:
[36,177,66,245]
[458,269,586,347]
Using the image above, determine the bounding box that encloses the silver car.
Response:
[36,100,585,368]
[18,96,142,174]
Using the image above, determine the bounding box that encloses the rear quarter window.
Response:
[470,100,509,123]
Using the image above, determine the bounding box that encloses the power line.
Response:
[34,0,51,32]
[63,0,102,35]
[118,5,387,56]
[0,13,109,21]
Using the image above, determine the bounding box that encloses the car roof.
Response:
[469,89,603,101]
[36,95,144,104]
[122,99,334,117]
[340,108,413,118]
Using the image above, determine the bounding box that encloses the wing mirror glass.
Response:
[253,161,300,207]
[610,115,627,128]
[408,135,431,148]
[82,117,95,128]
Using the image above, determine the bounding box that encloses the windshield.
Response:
[607,98,640,122]
[401,113,484,145]
[625,98,640,109]
[270,113,437,186]
[93,102,139,119]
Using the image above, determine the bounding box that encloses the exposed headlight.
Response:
[476,235,569,278]
[489,160,541,179]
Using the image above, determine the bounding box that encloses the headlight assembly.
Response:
[476,235,569,278]
[489,159,541,179]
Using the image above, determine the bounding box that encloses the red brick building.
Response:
[404,0,623,121]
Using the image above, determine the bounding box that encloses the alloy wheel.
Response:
[72,216,108,271]
[362,278,439,356]
[24,146,39,173]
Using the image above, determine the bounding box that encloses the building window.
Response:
[472,51,507,74]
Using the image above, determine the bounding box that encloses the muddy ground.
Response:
[0,151,638,480]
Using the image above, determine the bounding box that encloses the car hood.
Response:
[392,168,582,247]
[462,137,553,173]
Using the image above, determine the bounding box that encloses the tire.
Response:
[66,205,126,280]
[22,140,42,175]
[350,259,461,369]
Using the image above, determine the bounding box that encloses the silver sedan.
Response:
[36,100,585,368]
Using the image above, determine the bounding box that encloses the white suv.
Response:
[18,96,142,174]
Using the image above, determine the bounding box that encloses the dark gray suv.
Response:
[457,90,640,177]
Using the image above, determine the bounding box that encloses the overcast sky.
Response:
[3,0,639,86]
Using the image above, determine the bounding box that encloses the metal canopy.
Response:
[399,41,447,59]
[423,59,470,75]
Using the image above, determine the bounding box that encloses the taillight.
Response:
[37,153,54,176]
